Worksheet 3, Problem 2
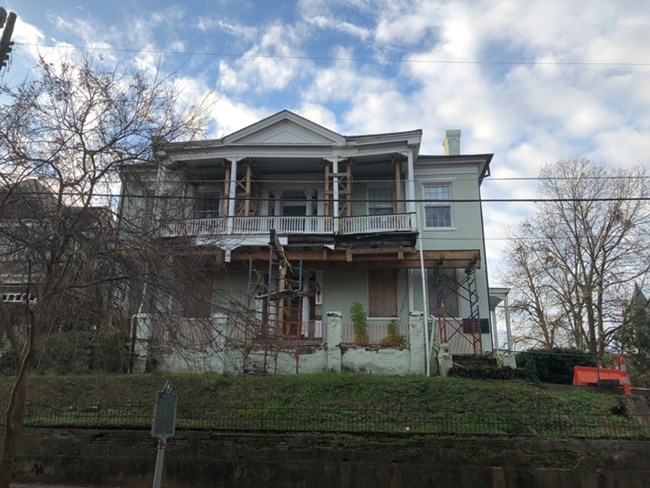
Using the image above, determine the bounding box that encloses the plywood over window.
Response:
[368,269,398,317]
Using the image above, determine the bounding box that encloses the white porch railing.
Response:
[160,214,413,238]
[341,321,410,346]
[338,213,413,234]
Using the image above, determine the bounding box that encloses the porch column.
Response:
[332,157,340,232]
[305,189,315,233]
[409,311,426,375]
[404,149,416,215]
[227,157,238,235]
[131,313,154,373]
[491,308,500,350]
[504,294,513,351]
[301,277,310,338]
[212,313,228,374]
[304,189,315,216]
[274,193,281,217]
[326,311,342,372]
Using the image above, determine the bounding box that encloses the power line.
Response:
[15,41,650,68]
[6,189,650,204]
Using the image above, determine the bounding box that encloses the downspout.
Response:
[408,148,431,376]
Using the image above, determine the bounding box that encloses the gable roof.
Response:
[223,110,347,145]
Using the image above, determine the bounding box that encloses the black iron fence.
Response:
[22,403,650,440]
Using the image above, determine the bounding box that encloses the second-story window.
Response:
[368,187,394,216]
[423,183,452,228]
[195,191,220,219]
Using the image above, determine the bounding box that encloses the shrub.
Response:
[380,320,406,347]
[90,327,130,373]
[350,302,369,345]
[35,331,93,373]
[515,347,597,384]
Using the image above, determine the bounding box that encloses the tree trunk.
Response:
[0,351,30,488]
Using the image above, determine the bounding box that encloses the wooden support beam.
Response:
[395,159,403,214]
[270,230,293,275]
[323,161,331,216]
[244,163,252,216]
[221,163,231,216]
[233,248,481,270]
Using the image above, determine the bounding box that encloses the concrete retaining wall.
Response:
[11,429,650,488]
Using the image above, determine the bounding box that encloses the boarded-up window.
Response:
[368,269,398,317]
[182,271,214,318]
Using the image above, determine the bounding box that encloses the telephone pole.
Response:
[0,7,16,71]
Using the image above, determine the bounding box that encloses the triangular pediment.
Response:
[223,110,345,146]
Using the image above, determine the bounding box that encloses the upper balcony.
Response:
[160,213,415,238]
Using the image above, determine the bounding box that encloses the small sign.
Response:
[151,380,177,439]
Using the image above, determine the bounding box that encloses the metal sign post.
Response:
[151,380,177,488]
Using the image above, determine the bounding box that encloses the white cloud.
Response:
[294,103,339,132]
[218,23,306,93]
[13,16,44,45]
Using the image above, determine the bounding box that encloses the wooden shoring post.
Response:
[344,159,352,217]
[394,157,403,214]
[222,161,231,217]
[323,160,331,216]
[244,162,252,216]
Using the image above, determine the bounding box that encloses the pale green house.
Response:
[120,110,512,375]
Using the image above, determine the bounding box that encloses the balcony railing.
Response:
[160,214,414,238]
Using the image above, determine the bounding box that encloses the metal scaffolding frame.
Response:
[433,260,483,356]
[246,231,304,373]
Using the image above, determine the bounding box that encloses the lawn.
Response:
[0,372,644,439]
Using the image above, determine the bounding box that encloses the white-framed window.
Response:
[423,183,453,228]
[368,187,394,216]
[195,191,220,219]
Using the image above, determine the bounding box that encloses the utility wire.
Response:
[15,42,650,68]
[5,189,650,204]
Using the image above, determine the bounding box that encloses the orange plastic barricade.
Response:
[573,366,632,395]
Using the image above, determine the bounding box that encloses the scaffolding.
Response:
[433,259,483,356]
[246,231,305,373]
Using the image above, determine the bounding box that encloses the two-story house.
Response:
[120,110,503,375]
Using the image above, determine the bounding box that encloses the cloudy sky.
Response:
[4,0,650,284]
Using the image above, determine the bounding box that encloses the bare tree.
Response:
[0,53,210,487]
[502,159,650,355]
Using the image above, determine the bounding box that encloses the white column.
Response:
[405,149,416,215]
[304,189,315,232]
[504,294,513,351]
[227,157,238,234]
[304,189,314,216]
[301,277,310,338]
[332,157,340,220]
[491,309,500,350]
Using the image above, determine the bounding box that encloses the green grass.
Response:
[0,372,645,439]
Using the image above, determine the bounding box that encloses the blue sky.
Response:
[4,0,650,283]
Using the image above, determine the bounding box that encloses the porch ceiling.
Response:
[229,248,481,270]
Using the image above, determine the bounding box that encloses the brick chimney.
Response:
[443,129,461,155]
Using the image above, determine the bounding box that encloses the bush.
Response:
[350,302,369,345]
[380,320,406,348]
[34,327,130,373]
[35,331,93,373]
[515,347,597,384]
[448,366,533,381]
[90,328,130,373]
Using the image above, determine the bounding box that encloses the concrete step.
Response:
[452,356,498,368]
